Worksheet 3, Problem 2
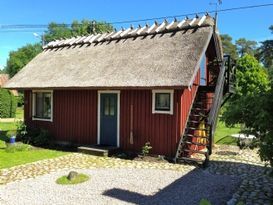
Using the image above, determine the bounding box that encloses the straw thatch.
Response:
[0,74,18,96]
[5,15,218,89]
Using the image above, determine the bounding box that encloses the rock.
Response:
[67,171,78,181]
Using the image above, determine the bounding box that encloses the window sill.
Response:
[152,110,173,115]
[32,117,53,122]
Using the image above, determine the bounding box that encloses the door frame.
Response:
[97,90,120,147]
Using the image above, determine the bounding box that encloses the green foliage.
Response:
[56,174,89,185]
[141,142,152,156]
[5,43,42,77]
[235,38,257,57]
[16,92,24,107]
[0,88,17,118]
[20,126,51,146]
[44,20,113,44]
[256,25,273,68]
[220,34,238,60]
[222,55,270,131]
[5,143,31,153]
[259,131,273,168]
[16,121,27,141]
[199,199,212,205]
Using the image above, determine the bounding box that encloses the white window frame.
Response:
[32,90,53,122]
[152,90,174,115]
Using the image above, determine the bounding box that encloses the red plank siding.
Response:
[179,69,200,137]
[24,69,200,158]
[119,90,182,157]
[24,90,98,145]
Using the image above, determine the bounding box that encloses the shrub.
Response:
[199,199,212,205]
[141,142,152,156]
[16,121,27,142]
[259,131,273,168]
[0,88,17,118]
[18,124,51,146]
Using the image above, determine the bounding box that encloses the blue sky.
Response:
[0,0,272,69]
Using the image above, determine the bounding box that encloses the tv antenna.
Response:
[209,0,222,27]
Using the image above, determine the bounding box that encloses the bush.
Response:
[141,142,152,156]
[17,123,51,146]
[0,88,17,118]
[259,131,273,168]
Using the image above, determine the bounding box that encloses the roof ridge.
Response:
[43,14,214,50]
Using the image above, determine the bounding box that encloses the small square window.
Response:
[152,90,173,115]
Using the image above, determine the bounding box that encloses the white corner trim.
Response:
[97,90,120,147]
[32,90,53,122]
[152,89,174,115]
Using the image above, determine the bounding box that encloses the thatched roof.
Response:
[5,15,220,89]
[0,74,18,96]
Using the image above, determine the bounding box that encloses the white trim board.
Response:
[97,90,120,147]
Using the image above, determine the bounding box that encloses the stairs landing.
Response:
[78,145,119,157]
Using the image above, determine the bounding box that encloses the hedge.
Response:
[0,88,17,118]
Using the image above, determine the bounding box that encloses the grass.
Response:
[0,145,68,169]
[0,109,69,169]
[56,174,90,185]
[214,121,241,145]
[15,107,24,119]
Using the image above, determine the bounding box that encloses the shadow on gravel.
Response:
[103,161,269,205]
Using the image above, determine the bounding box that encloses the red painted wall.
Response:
[179,69,200,137]
[24,70,200,157]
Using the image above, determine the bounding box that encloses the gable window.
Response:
[32,90,53,121]
[152,90,174,115]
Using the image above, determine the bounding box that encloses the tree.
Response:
[5,19,114,77]
[44,20,113,44]
[5,43,42,77]
[222,54,270,131]
[257,25,273,68]
[220,34,238,60]
[235,38,257,57]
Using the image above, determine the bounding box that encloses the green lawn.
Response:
[214,121,241,145]
[0,119,68,169]
[15,107,24,119]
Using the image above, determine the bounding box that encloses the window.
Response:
[152,90,174,114]
[32,91,53,121]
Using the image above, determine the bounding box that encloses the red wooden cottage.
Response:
[5,14,234,164]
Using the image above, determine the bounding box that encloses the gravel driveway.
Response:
[0,168,240,205]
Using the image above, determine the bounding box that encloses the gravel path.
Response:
[0,168,240,205]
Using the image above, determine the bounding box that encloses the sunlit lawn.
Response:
[0,108,68,169]
[214,121,241,145]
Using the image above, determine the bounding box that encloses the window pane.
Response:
[43,93,51,118]
[155,93,170,111]
[34,92,52,119]
[109,97,115,116]
[35,93,44,117]
[104,97,109,116]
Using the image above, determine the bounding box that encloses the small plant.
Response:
[199,199,212,205]
[56,173,89,185]
[16,121,28,142]
[5,143,31,153]
[141,142,152,156]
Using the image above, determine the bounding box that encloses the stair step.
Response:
[189,114,207,117]
[187,127,210,131]
[177,157,204,164]
[184,134,209,139]
[185,141,208,146]
[184,149,208,155]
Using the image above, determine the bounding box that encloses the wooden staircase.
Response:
[175,55,236,166]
